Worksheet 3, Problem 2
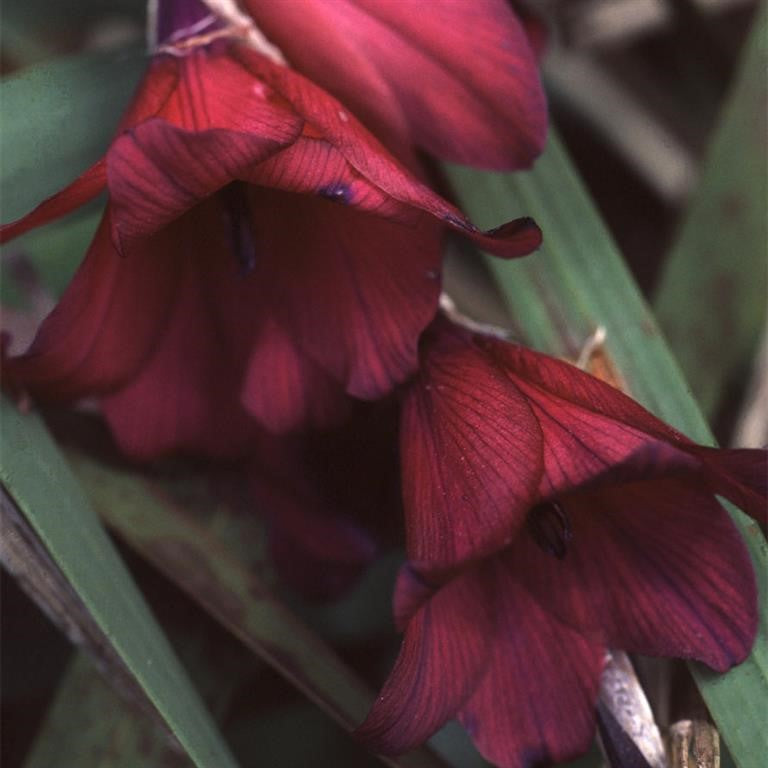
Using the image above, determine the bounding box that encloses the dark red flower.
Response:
[357,319,764,766]
[241,0,547,167]
[1,0,545,458]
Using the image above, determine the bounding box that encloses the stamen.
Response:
[222,184,256,275]
[527,501,573,559]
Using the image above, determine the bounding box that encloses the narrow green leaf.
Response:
[0,400,239,768]
[653,6,767,417]
[23,653,192,768]
[443,130,767,768]
[62,444,450,768]
[0,49,145,222]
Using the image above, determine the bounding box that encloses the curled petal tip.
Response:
[467,216,543,259]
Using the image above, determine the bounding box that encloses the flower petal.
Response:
[512,478,759,672]
[108,55,302,243]
[477,340,694,496]
[4,207,177,401]
[356,567,493,753]
[241,316,352,433]
[1,160,107,243]
[247,189,442,398]
[458,561,602,768]
[103,202,261,459]
[244,0,546,168]
[235,47,543,259]
[686,446,767,525]
[401,326,543,566]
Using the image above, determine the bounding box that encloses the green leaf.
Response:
[24,653,193,768]
[0,48,145,222]
[61,442,450,768]
[443,130,767,768]
[0,399,239,768]
[653,6,767,418]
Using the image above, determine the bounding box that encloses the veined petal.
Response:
[4,207,177,400]
[477,340,694,496]
[511,478,758,672]
[458,561,602,768]
[356,567,493,753]
[247,190,442,399]
[108,52,303,243]
[235,47,543,259]
[401,326,542,566]
[244,0,546,168]
[1,160,107,243]
[103,201,261,460]
[685,446,767,525]
[480,340,689,441]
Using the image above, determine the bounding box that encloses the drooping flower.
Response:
[1,0,545,459]
[357,318,765,767]
[240,0,547,167]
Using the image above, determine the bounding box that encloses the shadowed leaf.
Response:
[653,7,767,418]
[0,399,240,768]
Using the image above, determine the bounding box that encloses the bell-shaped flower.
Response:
[1,0,544,459]
[358,318,764,767]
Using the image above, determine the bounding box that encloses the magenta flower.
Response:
[357,319,765,767]
[1,0,545,459]
[240,0,547,167]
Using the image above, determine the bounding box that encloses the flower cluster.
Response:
[2,2,764,767]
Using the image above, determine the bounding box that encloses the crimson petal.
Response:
[103,202,261,459]
[356,567,493,753]
[241,316,352,433]
[686,445,768,525]
[235,47,543,259]
[477,340,694,496]
[244,0,546,168]
[248,190,442,398]
[1,160,107,243]
[401,327,542,566]
[4,207,178,401]
[458,561,603,768]
[511,478,758,672]
[1,55,182,243]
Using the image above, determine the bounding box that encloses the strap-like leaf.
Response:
[0,399,240,768]
[443,125,767,768]
[654,5,767,418]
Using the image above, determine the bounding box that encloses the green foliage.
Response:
[653,5,767,418]
[0,49,145,222]
[0,400,240,768]
[444,128,767,768]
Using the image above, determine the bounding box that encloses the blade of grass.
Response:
[443,129,767,768]
[23,653,193,768]
[0,399,239,768]
[60,441,450,768]
[653,5,767,419]
[0,48,145,222]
